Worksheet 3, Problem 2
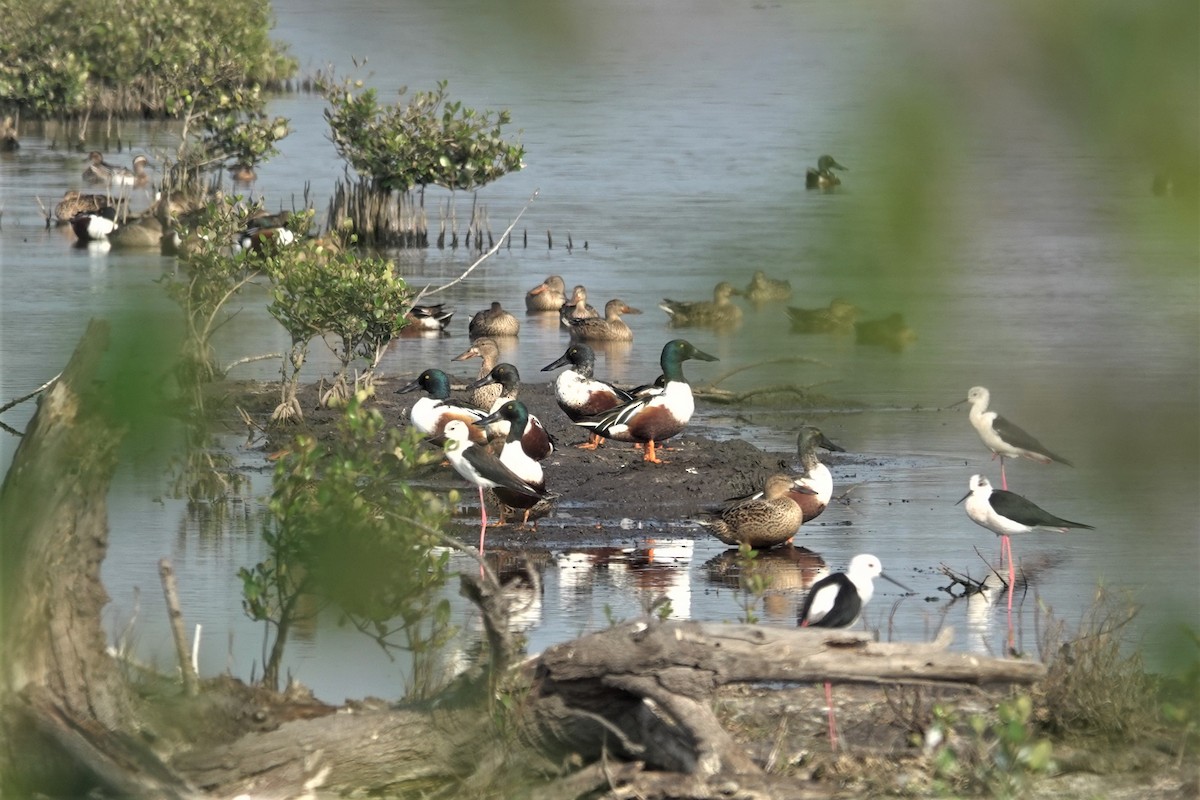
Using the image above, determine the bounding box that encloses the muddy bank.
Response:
[237,376,823,549]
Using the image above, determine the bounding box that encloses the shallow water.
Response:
[1,0,1196,702]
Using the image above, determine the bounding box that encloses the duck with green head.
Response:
[805,154,848,190]
[574,339,717,463]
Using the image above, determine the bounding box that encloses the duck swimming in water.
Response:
[568,299,642,342]
[660,282,743,330]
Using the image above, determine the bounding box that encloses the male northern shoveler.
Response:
[404,303,454,333]
[786,297,859,334]
[233,225,296,256]
[559,285,599,328]
[442,419,550,563]
[82,152,152,188]
[395,368,487,443]
[705,474,807,549]
[54,190,123,225]
[805,154,848,190]
[854,312,917,352]
[473,400,550,526]
[69,206,119,242]
[660,282,743,330]
[743,270,793,304]
[525,274,568,312]
[568,298,642,342]
[788,426,845,522]
[452,337,502,410]
[952,386,1072,491]
[541,342,634,449]
[573,339,717,463]
[467,363,554,460]
[469,301,520,338]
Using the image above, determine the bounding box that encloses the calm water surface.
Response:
[1,0,1196,702]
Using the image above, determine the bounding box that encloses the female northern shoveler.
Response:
[805,154,848,190]
[559,285,598,328]
[404,303,454,333]
[108,212,164,249]
[54,190,122,225]
[82,152,152,188]
[452,337,502,410]
[473,400,550,526]
[525,274,568,312]
[574,339,717,463]
[786,297,859,334]
[469,301,520,338]
[442,419,550,562]
[229,163,257,183]
[854,312,917,352]
[660,282,743,330]
[1,116,17,150]
[541,342,634,449]
[743,270,793,304]
[467,363,554,461]
[568,298,642,342]
[705,474,806,549]
[69,206,119,242]
[395,368,487,443]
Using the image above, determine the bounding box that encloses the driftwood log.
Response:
[0,321,1046,799]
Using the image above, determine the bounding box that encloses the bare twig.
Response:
[0,371,62,416]
[414,189,539,303]
[222,352,283,375]
[704,356,830,390]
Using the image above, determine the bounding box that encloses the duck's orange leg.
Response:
[643,439,664,464]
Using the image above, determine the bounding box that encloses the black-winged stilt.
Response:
[955,386,1073,490]
[798,554,911,750]
[956,474,1093,610]
[441,419,550,572]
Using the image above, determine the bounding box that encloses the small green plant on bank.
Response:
[925,695,1055,799]
[241,394,453,694]
[734,541,772,624]
[263,234,413,419]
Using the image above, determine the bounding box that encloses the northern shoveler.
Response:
[467,363,554,461]
[452,337,502,410]
[442,419,550,563]
[568,298,642,342]
[559,285,598,328]
[788,426,845,522]
[69,206,119,242]
[573,339,717,463]
[82,152,152,188]
[953,386,1072,491]
[786,297,859,334]
[472,399,550,525]
[1,116,17,150]
[705,474,806,549]
[233,225,295,256]
[541,342,635,449]
[229,163,257,183]
[404,303,454,332]
[525,274,568,312]
[469,301,520,338]
[108,212,164,249]
[660,282,743,330]
[805,154,848,190]
[743,270,793,304]
[854,312,917,352]
[395,368,487,443]
[54,190,123,225]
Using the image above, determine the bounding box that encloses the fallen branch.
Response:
[0,371,61,417]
